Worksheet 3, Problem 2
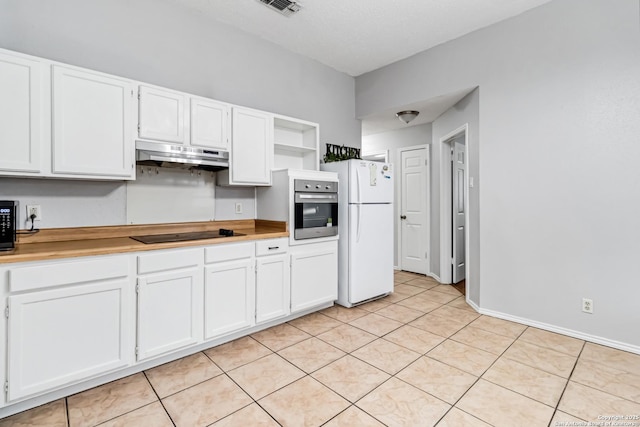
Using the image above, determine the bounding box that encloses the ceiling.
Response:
[170,0,552,135]
[171,0,552,77]
[361,88,476,136]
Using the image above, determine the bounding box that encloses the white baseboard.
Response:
[466,297,480,312]
[478,307,640,356]
[428,272,441,283]
[393,265,400,271]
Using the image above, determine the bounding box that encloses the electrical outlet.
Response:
[235,202,243,214]
[26,205,42,221]
[582,298,593,314]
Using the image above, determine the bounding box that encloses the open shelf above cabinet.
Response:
[274,142,316,153]
[273,115,319,171]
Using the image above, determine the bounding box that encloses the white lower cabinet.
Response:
[5,256,133,402]
[136,249,203,361]
[0,237,337,412]
[290,240,338,313]
[255,239,290,324]
[204,243,255,340]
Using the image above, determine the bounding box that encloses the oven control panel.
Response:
[294,179,337,193]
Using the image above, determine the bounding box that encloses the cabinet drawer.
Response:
[9,255,130,293]
[205,242,254,264]
[256,238,288,257]
[137,248,201,274]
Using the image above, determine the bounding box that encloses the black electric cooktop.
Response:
[130,229,245,244]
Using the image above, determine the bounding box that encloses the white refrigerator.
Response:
[321,159,394,307]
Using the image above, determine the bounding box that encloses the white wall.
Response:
[356,0,640,349]
[362,123,432,268]
[0,179,126,228]
[0,0,359,228]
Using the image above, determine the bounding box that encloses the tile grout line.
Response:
[313,290,454,426]
[141,370,177,427]
[65,397,71,427]
[424,322,531,427]
[546,340,587,427]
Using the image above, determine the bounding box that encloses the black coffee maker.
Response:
[0,201,17,252]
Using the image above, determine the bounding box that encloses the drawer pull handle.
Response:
[268,246,279,250]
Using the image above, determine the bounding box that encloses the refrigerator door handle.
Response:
[356,204,361,243]
[356,165,361,203]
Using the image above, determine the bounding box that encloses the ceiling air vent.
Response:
[258,0,301,17]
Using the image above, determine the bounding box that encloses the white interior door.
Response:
[452,140,466,283]
[400,148,428,275]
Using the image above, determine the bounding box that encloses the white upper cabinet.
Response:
[190,97,229,150]
[218,107,273,186]
[137,86,231,151]
[52,65,135,179]
[0,51,42,174]
[138,85,186,144]
[0,47,320,183]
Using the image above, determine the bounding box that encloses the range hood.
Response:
[136,141,229,171]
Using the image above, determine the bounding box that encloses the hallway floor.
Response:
[1,271,639,426]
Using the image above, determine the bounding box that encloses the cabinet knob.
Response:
[400,215,407,220]
[305,184,311,189]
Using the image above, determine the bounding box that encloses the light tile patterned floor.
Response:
[2,271,640,426]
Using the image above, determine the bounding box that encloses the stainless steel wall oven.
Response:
[293,179,338,240]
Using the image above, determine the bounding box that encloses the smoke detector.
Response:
[258,0,301,17]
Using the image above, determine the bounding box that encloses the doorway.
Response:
[397,145,429,275]
[361,149,389,163]
[439,125,469,293]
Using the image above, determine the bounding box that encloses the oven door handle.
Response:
[295,193,337,203]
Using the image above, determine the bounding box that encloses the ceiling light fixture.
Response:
[396,110,420,124]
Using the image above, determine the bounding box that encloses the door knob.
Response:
[400,215,407,220]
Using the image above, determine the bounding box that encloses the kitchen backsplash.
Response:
[0,168,255,229]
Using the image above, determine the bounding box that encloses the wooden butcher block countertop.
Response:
[0,219,288,264]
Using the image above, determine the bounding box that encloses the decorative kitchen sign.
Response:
[323,143,361,163]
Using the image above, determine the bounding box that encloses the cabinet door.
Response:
[256,254,290,324]
[230,108,273,185]
[0,52,41,173]
[138,85,186,144]
[191,97,229,150]
[137,268,202,361]
[290,242,338,313]
[204,259,254,340]
[52,65,134,178]
[7,280,131,401]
